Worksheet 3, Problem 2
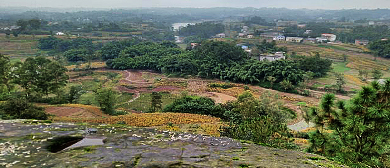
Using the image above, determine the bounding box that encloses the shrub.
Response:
[220,91,297,149]
[95,88,117,115]
[163,95,223,118]
[221,116,296,149]
[0,98,48,120]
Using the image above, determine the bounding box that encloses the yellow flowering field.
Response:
[53,112,221,127]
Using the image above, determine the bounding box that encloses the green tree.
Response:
[334,73,346,92]
[307,81,390,167]
[221,91,296,149]
[342,54,348,62]
[149,92,162,112]
[67,85,83,103]
[16,19,28,31]
[100,39,140,60]
[28,19,41,30]
[0,98,48,120]
[358,69,369,81]
[163,94,221,117]
[302,71,315,89]
[267,76,276,88]
[0,54,12,94]
[95,88,116,115]
[64,49,88,62]
[12,31,19,37]
[280,79,293,91]
[295,53,333,77]
[372,69,383,80]
[13,57,68,99]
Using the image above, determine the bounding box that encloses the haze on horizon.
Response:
[0,0,390,10]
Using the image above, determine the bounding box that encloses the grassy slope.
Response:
[278,42,390,91]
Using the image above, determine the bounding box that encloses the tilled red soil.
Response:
[45,106,102,118]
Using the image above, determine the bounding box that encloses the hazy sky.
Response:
[1,0,389,10]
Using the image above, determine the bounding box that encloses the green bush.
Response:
[221,117,296,149]
[220,91,297,149]
[95,88,117,115]
[163,95,223,118]
[0,98,49,120]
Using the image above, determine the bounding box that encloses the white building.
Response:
[238,33,246,38]
[286,37,304,43]
[56,32,65,36]
[304,30,312,34]
[316,37,329,43]
[216,33,226,38]
[242,26,249,32]
[190,43,199,49]
[273,35,286,41]
[321,33,337,42]
[259,52,285,62]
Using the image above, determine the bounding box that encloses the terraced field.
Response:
[279,42,390,90]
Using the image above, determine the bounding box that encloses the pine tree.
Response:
[308,80,390,167]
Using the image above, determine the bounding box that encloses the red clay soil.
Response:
[46,106,86,117]
[45,106,107,118]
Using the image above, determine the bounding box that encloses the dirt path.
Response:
[117,70,145,104]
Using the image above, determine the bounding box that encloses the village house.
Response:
[247,34,254,39]
[215,33,226,38]
[238,33,246,38]
[242,26,249,32]
[304,30,312,34]
[56,32,65,36]
[241,45,252,53]
[304,38,317,43]
[190,43,199,49]
[320,33,337,42]
[259,52,285,62]
[3,26,21,31]
[273,35,286,41]
[260,32,282,39]
[316,37,329,43]
[286,37,304,43]
[355,39,369,45]
[175,36,184,43]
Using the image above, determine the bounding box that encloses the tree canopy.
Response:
[308,80,390,167]
[178,22,225,38]
[369,39,390,58]
[13,56,69,98]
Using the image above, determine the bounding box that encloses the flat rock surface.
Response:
[0,120,346,168]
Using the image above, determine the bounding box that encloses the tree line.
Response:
[105,40,332,91]
[0,54,69,120]
[178,22,225,38]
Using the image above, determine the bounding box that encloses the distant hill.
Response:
[1,7,390,23]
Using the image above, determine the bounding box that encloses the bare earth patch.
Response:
[200,92,237,104]
[45,104,108,118]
